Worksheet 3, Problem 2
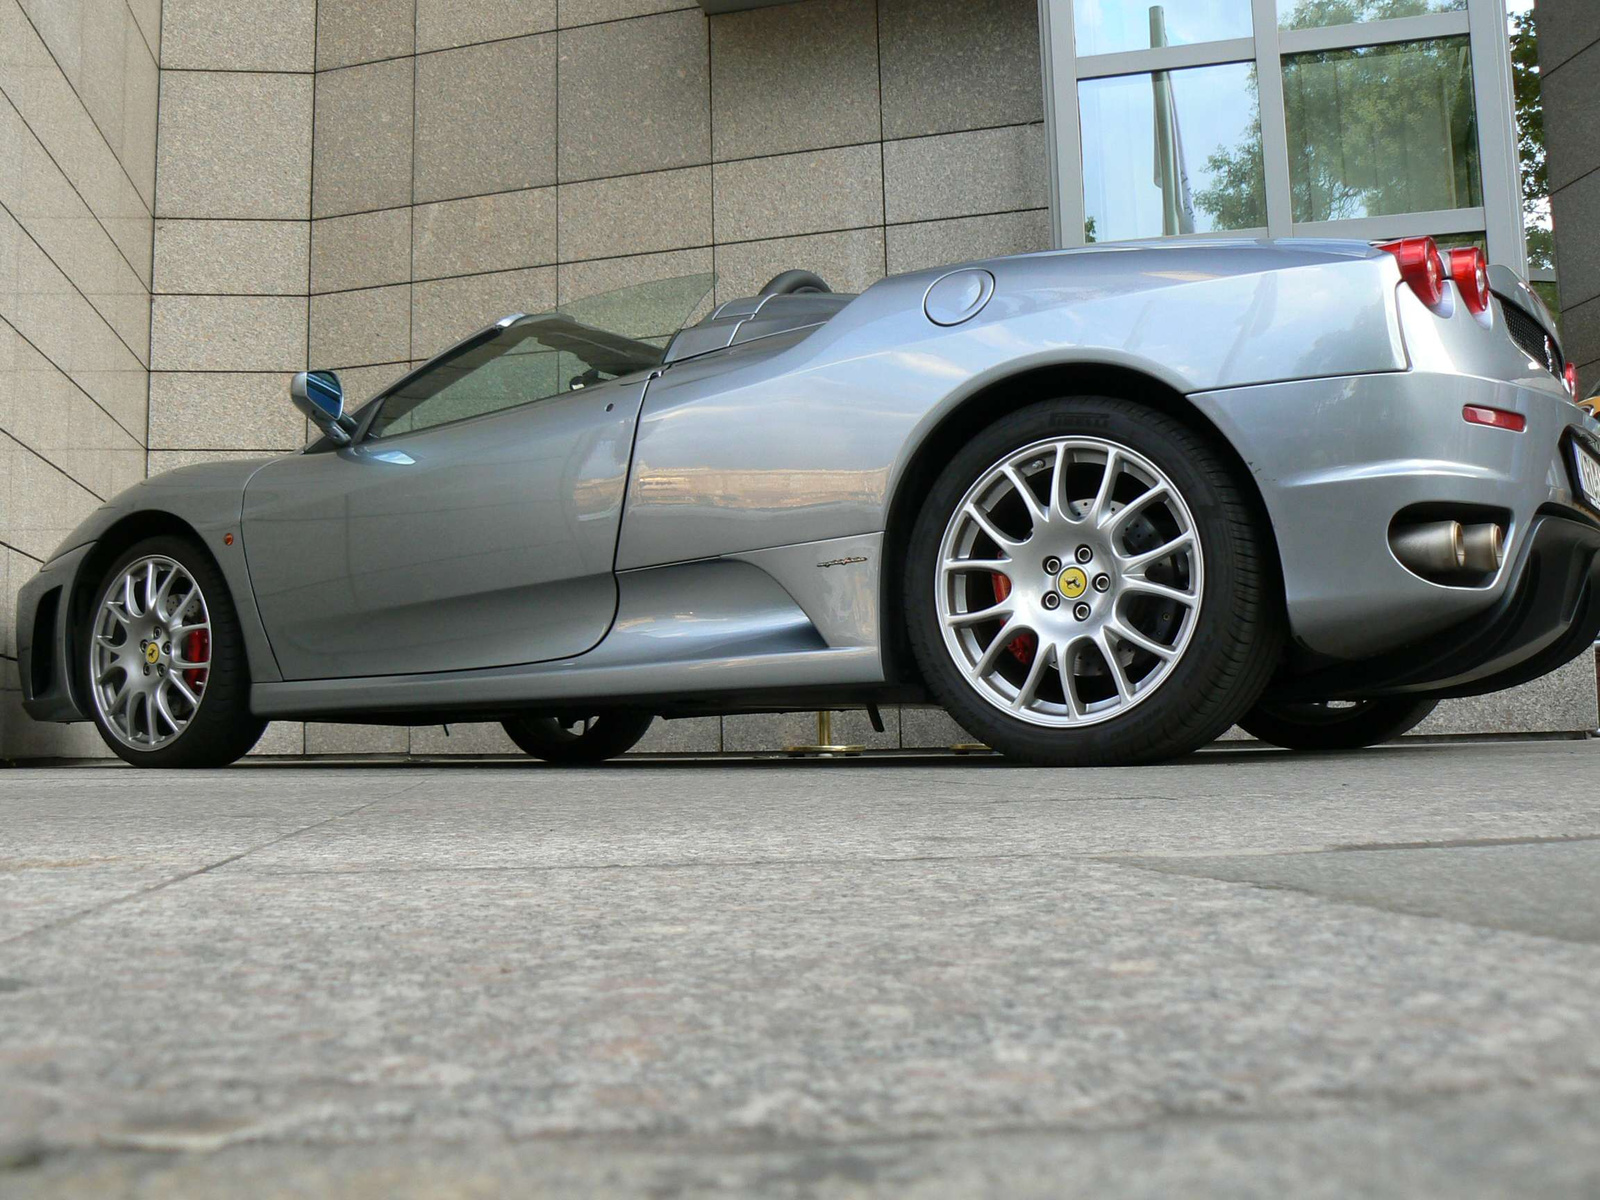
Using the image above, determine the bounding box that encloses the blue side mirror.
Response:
[290,370,349,445]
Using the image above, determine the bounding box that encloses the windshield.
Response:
[359,272,715,440]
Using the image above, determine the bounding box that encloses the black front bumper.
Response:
[1274,510,1600,702]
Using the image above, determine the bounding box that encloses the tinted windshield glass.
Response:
[364,272,714,440]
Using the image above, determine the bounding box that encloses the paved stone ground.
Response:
[3,740,1600,1197]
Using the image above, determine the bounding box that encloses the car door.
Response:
[241,320,653,681]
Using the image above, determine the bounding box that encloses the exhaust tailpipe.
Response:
[1460,523,1505,574]
[1391,520,1465,576]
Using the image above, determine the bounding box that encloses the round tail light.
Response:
[1379,237,1447,309]
[1448,247,1491,315]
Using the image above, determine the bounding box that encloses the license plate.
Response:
[1573,441,1600,511]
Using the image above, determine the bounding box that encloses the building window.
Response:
[1074,0,1253,56]
[1278,0,1465,33]
[1040,0,1523,271]
[1283,37,1482,222]
[1079,61,1265,240]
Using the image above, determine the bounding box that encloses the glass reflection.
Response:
[1283,37,1481,222]
[1279,0,1463,32]
[1075,0,1252,58]
[1079,61,1265,242]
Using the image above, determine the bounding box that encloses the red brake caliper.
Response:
[183,629,210,690]
[989,574,1037,664]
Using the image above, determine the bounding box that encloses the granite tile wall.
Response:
[0,0,156,757]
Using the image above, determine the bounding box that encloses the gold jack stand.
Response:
[949,742,993,754]
[784,710,864,756]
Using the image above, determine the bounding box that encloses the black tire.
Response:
[1239,697,1438,751]
[501,711,655,764]
[82,535,266,768]
[905,397,1284,767]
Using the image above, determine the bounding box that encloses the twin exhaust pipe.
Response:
[1391,520,1504,579]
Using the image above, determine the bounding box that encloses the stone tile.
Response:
[631,715,720,754]
[0,431,106,560]
[0,0,153,282]
[248,722,306,756]
[886,209,1052,274]
[899,704,981,749]
[415,34,557,203]
[714,144,882,243]
[558,167,712,262]
[73,0,134,188]
[722,708,898,752]
[161,0,317,71]
[560,0,696,26]
[879,0,1043,139]
[311,208,412,294]
[558,248,715,336]
[125,0,160,59]
[2,98,151,359]
[411,266,556,358]
[1542,39,1600,194]
[157,71,313,219]
[409,722,519,754]
[0,209,149,436]
[1539,0,1600,85]
[315,0,414,69]
[305,724,410,754]
[150,295,308,372]
[118,6,159,209]
[412,188,557,281]
[712,227,884,302]
[153,220,310,296]
[883,123,1048,225]
[417,0,556,52]
[558,10,709,183]
[709,0,879,161]
[312,58,413,219]
[1551,168,1600,311]
[309,285,412,369]
[148,373,308,451]
[0,667,109,757]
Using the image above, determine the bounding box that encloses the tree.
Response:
[1509,8,1553,269]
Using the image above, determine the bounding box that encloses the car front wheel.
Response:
[905,397,1283,766]
[84,536,266,767]
[502,711,655,764]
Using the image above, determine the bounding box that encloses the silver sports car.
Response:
[18,240,1600,767]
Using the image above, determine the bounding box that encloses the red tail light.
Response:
[1463,404,1526,433]
[1565,362,1578,397]
[1379,237,1447,308]
[1448,247,1491,315]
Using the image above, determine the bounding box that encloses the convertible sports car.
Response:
[17,239,1600,767]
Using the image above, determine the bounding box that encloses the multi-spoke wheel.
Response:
[905,397,1282,766]
[1239,696,1438,751]
[84,537,265,767]
[502,710,654,764]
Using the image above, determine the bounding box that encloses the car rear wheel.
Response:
[905,397,1283,766]
[84,536,266,768]
[1239,697,1438,751]
[502,711,654,764]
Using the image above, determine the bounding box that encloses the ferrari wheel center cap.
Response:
[1057,566,1089,599]
[144,641,162,665]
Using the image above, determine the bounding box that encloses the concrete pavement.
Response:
[2,740,1599,1196]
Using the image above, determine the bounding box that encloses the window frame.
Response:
[1037,0,1524,271]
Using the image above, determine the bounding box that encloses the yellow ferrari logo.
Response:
[145,642,161,664]
[1057,567,1088,599]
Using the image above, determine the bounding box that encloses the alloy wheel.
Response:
[935,436,1203,727]
[90,555,213,751]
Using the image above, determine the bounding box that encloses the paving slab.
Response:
[2,741,1599,1196]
